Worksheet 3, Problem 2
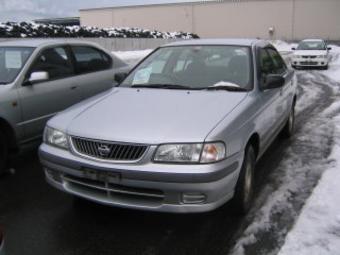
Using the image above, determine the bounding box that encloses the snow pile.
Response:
[113,49,153,65]
[325,44,340,82]
[231,44,340,255]
[111,40,299,67]
[278,114,340,255]
[278,44,340,255]
[0,22,199,39]
[271,40,296,53]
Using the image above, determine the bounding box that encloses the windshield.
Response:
[297,41,326,51]
[121,45,253,91]
[0,47,34,84]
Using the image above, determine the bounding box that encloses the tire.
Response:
[281,105,295,138]
[0,132,8,175]
[232,145,256,214]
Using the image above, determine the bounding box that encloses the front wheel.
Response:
[0,132,8,175]
[281,105,295,138]
[232,145,255,214]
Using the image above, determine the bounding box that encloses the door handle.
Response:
[70,86,78,90]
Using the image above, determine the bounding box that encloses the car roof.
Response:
[0,38,100,48]
[163,38,265,47]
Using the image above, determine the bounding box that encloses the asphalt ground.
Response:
[0,69,338,255]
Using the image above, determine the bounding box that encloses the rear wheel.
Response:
[232,145,255,214]
[0,132,8,175]
[281,105,295,138]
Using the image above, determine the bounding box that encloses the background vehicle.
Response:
[0,39,129,174]
[39,39,297,214]
[291,39,331,69]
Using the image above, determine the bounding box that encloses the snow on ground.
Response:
[231,44,340,255]
[108,42,340,255]
[277,45,340,255]
[113,40,298,67]
[113,42,340,255]
[278,110,340,255]
[271,40,297,53]
[112,49,152,65]
[325,45,340,82]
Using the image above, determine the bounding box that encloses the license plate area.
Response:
[82,168,121,183]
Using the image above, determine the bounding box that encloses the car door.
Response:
[18,45,82,141]
[267,47,294,123]
[256,47,283,146]
[69,45,116,100]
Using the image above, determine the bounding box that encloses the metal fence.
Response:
[0,38,181,51]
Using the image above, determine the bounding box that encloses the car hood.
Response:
[52,88,248,144]
[293,50,327,56]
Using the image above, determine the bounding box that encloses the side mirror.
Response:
[291,47,296,51]
[263,74,285,90]
[24,71,49,86]
[114,72,128,84]
[327,47,332,51]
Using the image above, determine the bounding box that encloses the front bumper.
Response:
[291,57,328,67]
[39,143,242,213]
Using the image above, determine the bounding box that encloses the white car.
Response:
[291,39,331,70]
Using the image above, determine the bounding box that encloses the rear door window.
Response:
[267,48,287,75]
[71,46,112,74]
[258,47,277,87]
[259,48,276,76]
[30,46,74,81]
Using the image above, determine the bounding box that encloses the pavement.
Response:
[0,70,338,255]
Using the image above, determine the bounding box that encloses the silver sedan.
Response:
[0,39,129,174]
[39,39,297,214]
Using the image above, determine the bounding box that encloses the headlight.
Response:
[44,126,69,149]
[319,55,327,59]
[154,142,225,163]
[294,55,302,59]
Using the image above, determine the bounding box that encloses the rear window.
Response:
[0,47,34,84]
[72,46,112,74]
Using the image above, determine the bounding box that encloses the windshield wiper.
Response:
[131,84,198,90]
[204,85,248,92]
[0,82,8,85]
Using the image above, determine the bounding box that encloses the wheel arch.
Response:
[0,117,18,151]
[293,95,297,107]
[246,133,260,160]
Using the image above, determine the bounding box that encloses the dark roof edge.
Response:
[79,0,226,11]
[33,17,80,21]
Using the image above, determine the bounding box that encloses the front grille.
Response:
[300,61,318,65]
[71,137,148,162]
[302,56,317,59]
[62,173,164,207]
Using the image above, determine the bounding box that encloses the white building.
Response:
[80,0,340,40]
